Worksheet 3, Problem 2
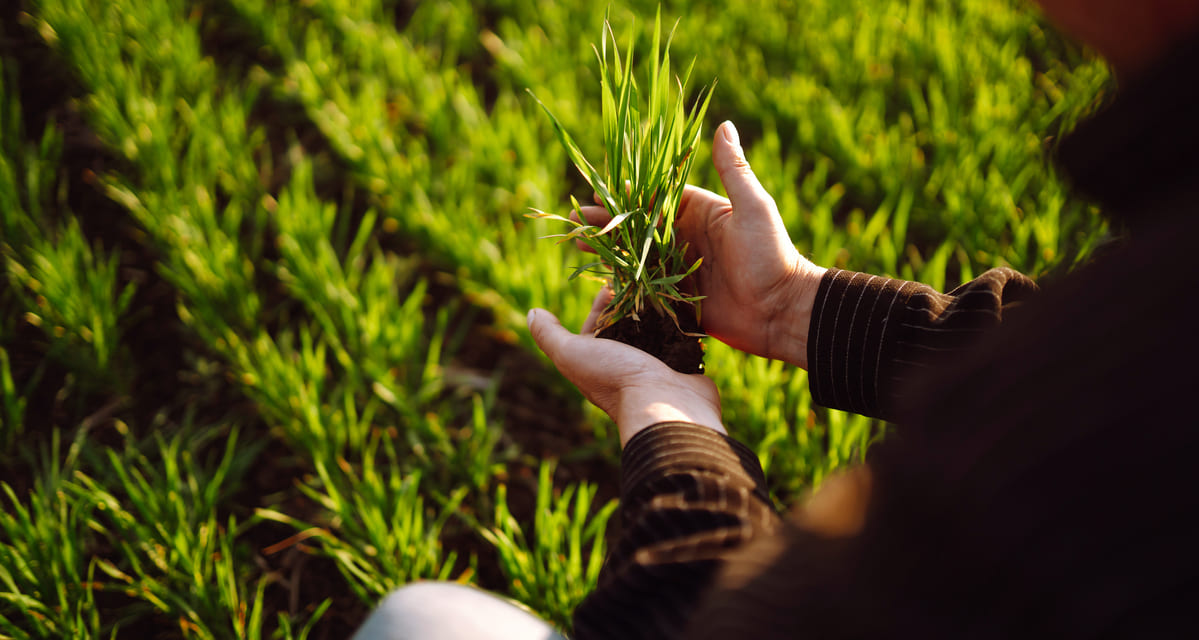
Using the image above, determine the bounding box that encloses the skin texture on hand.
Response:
[577,121,827,369]
[528,288,725,448]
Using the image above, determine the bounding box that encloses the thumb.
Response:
[528,308,572,365]
[712,121,773,213]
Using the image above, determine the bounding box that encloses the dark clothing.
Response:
[807,267,1038,421]
[572,34,1199,640]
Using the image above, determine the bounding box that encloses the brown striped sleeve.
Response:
[572,422,781,640]
[807,267,1037,421]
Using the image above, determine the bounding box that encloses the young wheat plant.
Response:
[528,10,715,333]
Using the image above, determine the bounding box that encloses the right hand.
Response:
[528,287,725,448]
[577,121,826,368]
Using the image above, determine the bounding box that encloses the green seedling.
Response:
[528,9,715,337]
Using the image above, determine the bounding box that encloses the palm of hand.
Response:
[529,290,724,446]
[678,186,803,359]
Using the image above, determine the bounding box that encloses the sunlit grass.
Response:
[0,0,1109,636]
[480,461,617,633]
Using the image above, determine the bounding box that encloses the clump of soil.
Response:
[596,301,704,374]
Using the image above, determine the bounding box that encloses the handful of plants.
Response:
[529,11,715,373]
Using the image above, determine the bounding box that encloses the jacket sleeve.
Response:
[806,267,1038,421]
[571,422,782,640]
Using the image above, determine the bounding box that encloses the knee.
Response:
[375,581,454,617]
[353,582,457,640]
[351,581,564,640]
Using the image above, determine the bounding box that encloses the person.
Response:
[355,0,1199,637]
[526,0,1199,637]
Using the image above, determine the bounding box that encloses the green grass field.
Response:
[0,0,1109,636]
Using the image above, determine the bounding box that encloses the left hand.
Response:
[528,287,725,447]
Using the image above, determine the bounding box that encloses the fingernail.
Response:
[722,121,740,149]
[527,309,536,329]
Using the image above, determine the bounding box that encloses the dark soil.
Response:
[596,301,705,374]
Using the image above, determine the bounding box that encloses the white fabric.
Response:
[351,582,568,640]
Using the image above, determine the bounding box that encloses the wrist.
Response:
[766,260,827,369]
[616,384,724,448]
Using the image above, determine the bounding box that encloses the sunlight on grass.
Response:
[0,0,1109,635]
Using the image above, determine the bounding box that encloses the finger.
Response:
[574,205,612,227]
[680,183,724,211]
[572,206,614,253]
[528,308,576,368]
[711,121,775,217]
[581,285,614,335]
[676,183,727,235]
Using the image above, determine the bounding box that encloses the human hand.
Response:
[528,287,725,447]
[576,121,826,368]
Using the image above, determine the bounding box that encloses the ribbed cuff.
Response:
[807,269,912,420]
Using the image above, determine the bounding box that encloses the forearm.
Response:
[573,423,780,640]
[806,267,1039,421]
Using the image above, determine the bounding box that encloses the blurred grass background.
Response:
[0,0,1109,636]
